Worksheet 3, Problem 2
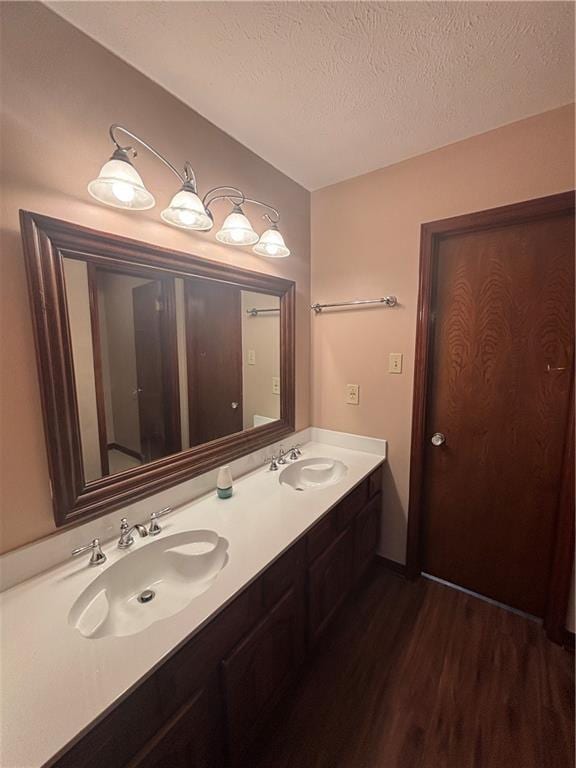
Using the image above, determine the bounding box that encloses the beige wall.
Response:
[0,2,310,553]
[241,292,281,429]
[311,104,575,565]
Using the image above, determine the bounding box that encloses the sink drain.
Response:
[137,589,156,604]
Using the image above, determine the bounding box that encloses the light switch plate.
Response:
[389,353,403,374]
[345,383,360,405]
[247,349,256,366]
[272,377,280,395]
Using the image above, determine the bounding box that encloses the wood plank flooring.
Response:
[247,566,574,768]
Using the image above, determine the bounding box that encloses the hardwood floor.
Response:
[247,566,575,768]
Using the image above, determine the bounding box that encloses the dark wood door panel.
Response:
[222,586,305,761]
[422,208,574,616]
[127,676,225,768]
[53,677,161,768]
[308,526,354,645]
[354,494,381,580]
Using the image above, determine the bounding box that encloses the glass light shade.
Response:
[87,158,155,210]
[161,188,213,231]
[215,206,259,246]
[253,225,290,258]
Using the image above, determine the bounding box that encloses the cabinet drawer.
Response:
[354,494,381,580]
[222,586,304,762]
[308,526,354,646]
[54,677,160,768]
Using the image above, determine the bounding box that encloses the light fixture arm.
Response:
[109,124,197,191]
[203,186,280,224]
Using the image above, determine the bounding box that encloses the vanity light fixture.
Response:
[253,221,290,258]
[215,204,259,246]
[88,124,290,256]
[88,146,155,210]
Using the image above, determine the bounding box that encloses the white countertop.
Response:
[0,438,384,768]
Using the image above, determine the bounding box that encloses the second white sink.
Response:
[69,530,229,639]
[280,457,347,491]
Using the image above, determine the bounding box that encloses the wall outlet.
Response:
[388,353,403,374]
[345,383,360,405]
[272,376,280,395]
[247,349,256,366]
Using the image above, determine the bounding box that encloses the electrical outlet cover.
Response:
[346,384,360,405]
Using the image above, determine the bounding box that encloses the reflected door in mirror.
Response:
[185,280,244,446]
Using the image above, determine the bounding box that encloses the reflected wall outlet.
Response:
[388,353,403,374]
[272,377,280,395]
[345,383,360,405]
[247,349,256,366]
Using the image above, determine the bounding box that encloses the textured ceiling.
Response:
[47,1,574,190]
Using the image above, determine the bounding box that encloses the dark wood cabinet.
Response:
[308,526,354,645]
[354,494,381,580]
[53,677,161,768]
[53,466,382,768]
[127,676,225,768]
[222,586,304,761]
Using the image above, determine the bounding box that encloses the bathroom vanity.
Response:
[0,438,385,768]
[59,469,380,768]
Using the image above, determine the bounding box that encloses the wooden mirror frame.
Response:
[20,211,295,527]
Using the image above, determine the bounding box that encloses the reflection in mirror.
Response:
[62,258,280,481]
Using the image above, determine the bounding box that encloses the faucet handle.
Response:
[72,538,106,566]
[148,507,173,536]
[265,455,279,471]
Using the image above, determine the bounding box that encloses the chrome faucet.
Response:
[266,445,302,471]
[118,518,148,549]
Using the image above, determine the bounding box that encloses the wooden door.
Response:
[133,279,181,462]
[415,195,574,617]
[185,279,243,445]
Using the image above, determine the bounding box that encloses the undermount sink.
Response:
[279,457,347,491]
[69,530,229,639]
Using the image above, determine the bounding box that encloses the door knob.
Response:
[431,432,446,447]
[231,402,239,410]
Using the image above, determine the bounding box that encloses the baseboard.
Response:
[377,555,407,577]
[107,442,143,462]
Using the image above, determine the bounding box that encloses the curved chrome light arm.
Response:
[109,124,197,190]
[203,185,280,224]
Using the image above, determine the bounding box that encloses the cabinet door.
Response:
[54,677,161,768]
[308,525,354,646]
[354,494,381,581]
[128,676,225,768]
[222,586,304,762]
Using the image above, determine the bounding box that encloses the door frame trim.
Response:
[406,191,575,643]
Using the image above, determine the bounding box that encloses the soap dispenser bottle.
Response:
[216,465,233,499]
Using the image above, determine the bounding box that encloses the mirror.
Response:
[21,211,294,525]
[63,260,281,480]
